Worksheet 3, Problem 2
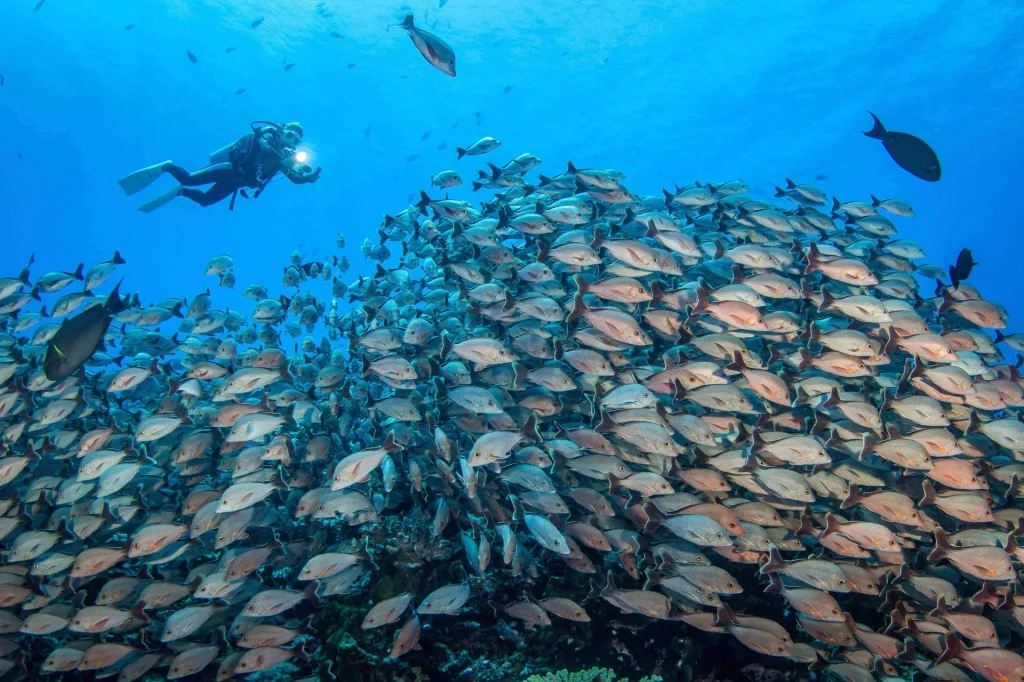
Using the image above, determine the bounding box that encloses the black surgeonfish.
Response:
[864,112,941,182]
[43,280,127,381]
[949,247,979,289]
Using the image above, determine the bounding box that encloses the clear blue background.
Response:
[2,0,1022,324]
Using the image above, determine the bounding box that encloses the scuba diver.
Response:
[117,121,321,213]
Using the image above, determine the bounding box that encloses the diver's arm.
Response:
[281,165,321,184]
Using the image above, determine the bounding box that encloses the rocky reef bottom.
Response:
[304,515,823,682]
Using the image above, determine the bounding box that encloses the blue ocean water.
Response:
[2,0,1022,321]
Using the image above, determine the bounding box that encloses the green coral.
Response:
[523,668,663,682]
[524,669,617,682]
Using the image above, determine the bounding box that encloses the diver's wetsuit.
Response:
[166,127,318,207]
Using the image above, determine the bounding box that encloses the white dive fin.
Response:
[137,186,182,214]
[117,160,171,196]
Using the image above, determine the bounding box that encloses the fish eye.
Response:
[837,579,845,585]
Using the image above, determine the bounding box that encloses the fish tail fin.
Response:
[522,414,541,442]
[764,573,784,594]
[571,274,588,296]
[758,543,785,575]
[471,181,483,192]
[840,483,863,510]
[416,190,431,214]
[113,250,127,265]
[72,262,84,280]
[928,595,949,619]
[797,510,818,537]
[858,432,878,461]
[566,292,588,324]
[995,330,1007,344]
[729,264,745,285]
[397,13,415,29]
[937,287,956,313]
[642,567,662,591]
[927,528,951,562]
[130,600,150,623]
[662,188,674,207]
[691,287,710,316]
[796,348,813,371]
[965,409,981,434]
[589,227,605,250]
[724,350,746,373]
[817,287,835,312]
[552,337,564,361]
[864,112,887,140]
[822,387,841,409]
[382,430,403,454]
[870,194,882,207]
[713,603,738,628]
[919,480,938,507]
[774,186,786,198]
[278,363,294,382]
[821,513,841,538]
[455,147,466,160]
[302,580,322,604]
[511,361,527,389]
[935,632,965,667]
[566,161,578,174]
[803,242,821,275]
[747,427,766,455]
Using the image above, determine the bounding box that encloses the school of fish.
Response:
[1,151,1023,682]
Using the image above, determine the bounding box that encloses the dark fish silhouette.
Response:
[235,88,246,95]
[251,18,264,29]
[187,50,198,64]
[347,63,356,69]
[421,131,431,141]
[949,248,979,289]
[0,73,4,87]
[225,46,236,54]
[124,24,134,30]
[503,85,513,93]
[284,63,296,71]
[330,31,343,39]
[44,281,127,381]
[814,173,828,181]
[34,0,45,10]
[864,112,940,181]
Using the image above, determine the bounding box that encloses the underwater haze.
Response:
[5,2,1024,682]
[1,0,1023,317]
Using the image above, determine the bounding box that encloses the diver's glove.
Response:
[308,167,322,183]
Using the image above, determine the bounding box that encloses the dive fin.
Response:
[117,161,171,196]
[137,185,183,214]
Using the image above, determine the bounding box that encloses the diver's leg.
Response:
[164,162,237,187]
[180,180,241,208]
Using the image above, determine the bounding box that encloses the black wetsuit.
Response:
[165,127,317,207]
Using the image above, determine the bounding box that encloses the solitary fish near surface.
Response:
[864,112,941,181]
[396,13,456,77]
